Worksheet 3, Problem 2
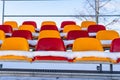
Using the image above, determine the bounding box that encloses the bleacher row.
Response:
[0,20,120,63]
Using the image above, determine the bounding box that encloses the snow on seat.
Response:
[33,38,72,62]
[72,38,114,63]
[0,37,32,62]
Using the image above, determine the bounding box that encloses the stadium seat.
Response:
[38,30,61,39]
[67,30,89,40]
[110,38,120,63]
[0,30,5,41]
[72,38,111,63]
[110,38,120,52]
[40,25,58,31]
[3,21,18,30]
[22,21,37,28]
[12,30,33,40]
[88,24,106,33]
[0,37,31,62]
[65,30,89,49]
[60,21,76,28]
[72,38,103,51]
[19,25,35,33]
[0,25,13,37]
[36,38,65,51]
[87,24,106,37]
[63,25,81,33]
[41,21,56,26]
[96,30,119,48]
[81,21,96,30]
[0,25,13,33]
[33,38,69,62]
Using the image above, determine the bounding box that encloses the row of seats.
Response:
[3,20,96,28]
[0,37,120,63]
[0,28,118,48]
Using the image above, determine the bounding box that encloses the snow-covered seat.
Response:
[0,37,32,62]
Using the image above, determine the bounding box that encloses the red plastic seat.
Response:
[33,38,69,62]
[67,30,89,40]
[40,25,58,31]
[110,38,120,63]
[61,21,76,28]
[12,30,33,40]
[36,38,65,51]
[22,21,37,28]
[0,25,13,33]
[88,25,106,33]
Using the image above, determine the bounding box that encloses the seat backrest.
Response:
[72,38,103,51]
[1,37,29,51]
[81,21,96,28]
[41,21,56,26]
[40,25,58,31]
[38,30,61,39]
[0,30,5,40]
[88,25,106,33]
[61,21,76,28]
[67,30,89,40]
[12,30,33,40]
[96,30,119,40]
[0,25,13,33]
[63,25,81,33]
[36,38,66,51]
[19,25,35,33]
[4,21,18,29]
[22,21,37,28]
[110,38,120,52]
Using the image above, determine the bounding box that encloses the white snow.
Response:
[0,51,120,61]
[28,40,38,46]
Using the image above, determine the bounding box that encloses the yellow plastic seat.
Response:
[0,37,31,62]
[72,38,111,63]
[41,21,56,26]
[1,37,29,51]
[4,21,18,29]
[72,38,103,51]
[19,25,35,33]
[63,25,81,33]
[0,30,5,41]
[81,21,96,28]
[96,30,119,47]
[38,30,61,39]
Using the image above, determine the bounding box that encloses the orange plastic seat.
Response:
[61,21,76,28]
[33,38,69,62]
[1,37,29,51]
[38,30,61,39]
[19,25,35,33]
[72,38,111,63]
[81,21,96,29]
[41,21,56,26]
[40,25,58,31]
[4,21,18,29]
[96,30,119,47]
[12,30,33,40]
[0,37,31,62]
[22,21,37,28]
[0,30,5,41]
[72,38,103,51]
[63,25,81,33]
